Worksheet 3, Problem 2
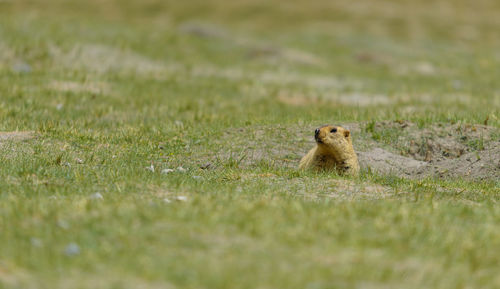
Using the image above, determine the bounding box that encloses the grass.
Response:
[0,0,499,288]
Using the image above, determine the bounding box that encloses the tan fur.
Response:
[299,125,360,176]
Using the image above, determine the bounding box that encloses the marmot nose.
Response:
[314,128,320,138]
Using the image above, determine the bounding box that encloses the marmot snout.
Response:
[299,125,360,176]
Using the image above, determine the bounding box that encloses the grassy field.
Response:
[0,0,499,288]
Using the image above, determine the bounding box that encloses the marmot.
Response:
[299,125,360,176]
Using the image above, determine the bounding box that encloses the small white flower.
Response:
[176,166,187,172]
[163,198,171,203]
[175,196,188,202]
[76,158,84,164]
[64,243,80,256]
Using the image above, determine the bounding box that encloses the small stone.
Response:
[56,103,64,110]
[192,176,202,180]
[90,192,103,200]
[31,238,43,247]
[163,198,171,203]
[11,62,32,73]
[175,196,188,202]
[161,168,174,174]
[176,166,187,172]
[64,243,80,256]
[57,220,70,230]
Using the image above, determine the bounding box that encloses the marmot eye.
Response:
[330,128,337,133]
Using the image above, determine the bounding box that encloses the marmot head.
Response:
[314,125,351,149]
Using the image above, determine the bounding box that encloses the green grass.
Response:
[0,0,499,288]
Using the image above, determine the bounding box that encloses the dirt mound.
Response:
[375,121,494,162]
[357,121,499,180]
[210,122,498,181]
[358,148,427,177]
[417,143,500,180]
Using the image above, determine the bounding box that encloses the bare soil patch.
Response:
[357,148,427,178]
[276,91,390,107]
[48,81,109,95]
[49,44,167,74]
[209,122,499,181]
[0,131,35,142]
[178,21,324,66]
[359,121,499,180]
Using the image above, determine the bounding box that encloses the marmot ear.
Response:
[344,130,350,138]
